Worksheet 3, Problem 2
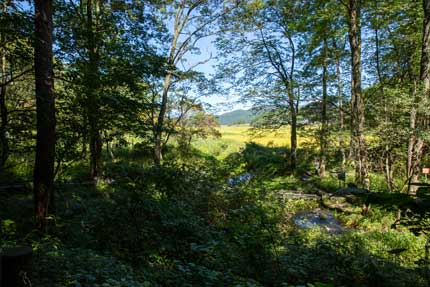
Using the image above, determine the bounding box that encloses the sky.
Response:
[186,36,251,114]
[19,1,247,115]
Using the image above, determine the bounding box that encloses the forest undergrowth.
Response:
[1,142,429,287]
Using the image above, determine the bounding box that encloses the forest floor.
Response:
[0,129,429,286]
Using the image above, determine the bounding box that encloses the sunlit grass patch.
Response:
[193,124,315,159]
[218,124,312,147]
[192,137,244,159]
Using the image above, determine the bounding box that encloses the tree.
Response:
[345,0,369,188]
[34,0,56,232]
[0,0,33,174]
[216,0,303,171]
[365,0,407,192]
[85,0,103,179]
[153,0,227,165]
[177,106,221,155]
[302,0,346,177]
[0,1,8,173]
[357,0,422,192]
[407,0,430,193]
[55,0,163,177]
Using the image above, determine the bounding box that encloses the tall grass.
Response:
[219,124,313,147]
[192,124,313,159]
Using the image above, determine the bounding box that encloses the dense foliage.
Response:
[1,0,430,286]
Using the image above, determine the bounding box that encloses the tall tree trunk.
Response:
[86,0,102,179]
[335,48,346,170]
[347,0,369,188]
[34,0,55,233]
[260,26,298,172]
[287,35,297,173]
[154,72,172,165]
[374,23,394,192]
[407,80,419,191]
[290,102,297,172]
[0,1,9,173]
[319,37,329,177]
[0,37,8,173]
[287,79,298,172]
[153,3,182,165]
[408,0,430,193]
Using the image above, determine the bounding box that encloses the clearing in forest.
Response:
[193,124,313,159]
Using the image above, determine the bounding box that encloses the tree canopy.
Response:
[1,0,430,286]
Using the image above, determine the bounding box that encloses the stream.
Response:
[293,209,344,234]
[228,172,345,234]
[228,172,253,185]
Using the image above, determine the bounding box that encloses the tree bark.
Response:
[0,39,8,173]
[407,80,419,192]
[374,22,394,192]
[259,26,298,172]
[86,0,102,179]
[34,0,55,233]
[319,37,329,177]
[0,1,9,174]
[347,0,369,188]
[153,2,182,165]
[154,72,172,165]
[290,101,297,171]
[286,35,297,172]
[335,48,346,170]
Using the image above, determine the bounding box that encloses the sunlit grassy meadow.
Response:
[193,124,314,159]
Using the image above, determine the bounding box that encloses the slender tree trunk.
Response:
[407,80,418,191]
[287,35,297,172]
[408,0,430,193]
[0,77,7,173]
[347,0,369,188]
[260,26,298,172]
[290,103,297,172]
[0,1,9,173]
[86,0,102,179]
[154,3,182,165]
[34,0,55,233]
[89,118,102,179]
[421,0,430,90]
[0,38,8,173]
[82,117,88,154]
[154,72,172,165]
[287,81,298,172]
[375,21,394,192]
[335,51,346,170]
[105,136,114,160]
[319,37,329,177]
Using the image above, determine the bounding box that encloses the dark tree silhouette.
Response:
[34,0,56,233]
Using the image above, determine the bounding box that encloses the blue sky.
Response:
[188,36,251,114]
[20,1,246,114]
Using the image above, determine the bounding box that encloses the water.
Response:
[293,209,344,233]
[228,172,253,185]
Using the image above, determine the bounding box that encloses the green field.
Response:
[193,124,313,159]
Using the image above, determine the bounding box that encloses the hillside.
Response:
[216,109,256,125]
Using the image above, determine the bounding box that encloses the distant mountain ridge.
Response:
[216,109,256,125]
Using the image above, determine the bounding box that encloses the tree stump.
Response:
[1,246,32,287]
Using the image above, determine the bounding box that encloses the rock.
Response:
[321,195,357,214]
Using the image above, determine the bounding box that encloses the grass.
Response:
[193,124,314,159]
[2,130,430,286]
[219,124,311,147]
